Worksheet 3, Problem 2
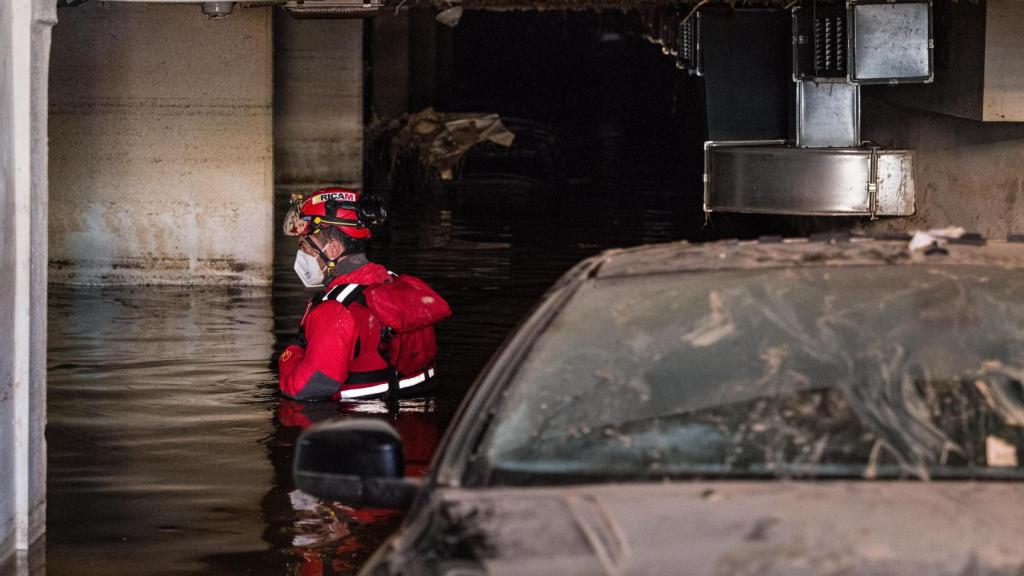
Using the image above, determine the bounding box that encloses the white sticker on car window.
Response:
[986,435,1018,468]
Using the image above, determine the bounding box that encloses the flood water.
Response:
[45,172,703,575]
[44,187,686,575]
[43,15,809,574]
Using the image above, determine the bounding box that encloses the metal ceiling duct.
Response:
[699,2,930,218]
[795,80,860,148]
[703,142,915,217]
[792,0,933,84]
[792,4,847,81]
[282,0,384,18]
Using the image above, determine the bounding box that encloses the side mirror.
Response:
[294,418,421,509]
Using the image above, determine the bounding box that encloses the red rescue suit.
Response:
[278,259,447,401]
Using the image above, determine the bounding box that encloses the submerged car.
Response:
[295,236,1024,576]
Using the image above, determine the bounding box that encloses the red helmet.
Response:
[283,187,385,239]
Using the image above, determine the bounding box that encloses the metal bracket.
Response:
[868,144,879,219]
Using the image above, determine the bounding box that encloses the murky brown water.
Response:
[44,169,707,576]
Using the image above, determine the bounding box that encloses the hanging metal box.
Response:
[704,141,915,217]
[848,0,933,84]
[792,4,848,81]
[796,81,861,147]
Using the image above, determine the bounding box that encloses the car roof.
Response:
[589,236,1024,279]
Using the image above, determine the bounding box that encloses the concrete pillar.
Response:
[862,97,1024,238]
[49,3,274,285]
[1,0,54,562]
[273,14,363,185]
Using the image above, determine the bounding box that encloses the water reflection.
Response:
[47,287,277,575]
[263,399,438,575]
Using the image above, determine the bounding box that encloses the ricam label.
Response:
[312,191,357,204]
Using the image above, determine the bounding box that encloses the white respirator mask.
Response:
[293,250,325,288]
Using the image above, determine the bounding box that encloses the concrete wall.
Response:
[982,0,1024,121]
[862,95,1024,238]
[26,0,51,555]
[49,3,274,285]
[274,15,363,185]
[1,0,53,562]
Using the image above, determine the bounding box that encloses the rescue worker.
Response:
[278,187,450,401]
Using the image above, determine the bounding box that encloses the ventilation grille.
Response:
[812,14,846,77]
[282,0,383,19]
[676,16,699,73]
[793,5,847,80]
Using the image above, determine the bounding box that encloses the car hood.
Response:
[390,481,1024,576]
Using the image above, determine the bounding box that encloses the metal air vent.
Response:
[282,0,383,19]
[793,4,847,81]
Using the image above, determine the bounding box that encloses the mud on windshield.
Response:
[473,264,1024,485]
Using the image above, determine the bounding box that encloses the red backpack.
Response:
[364,274,451,377]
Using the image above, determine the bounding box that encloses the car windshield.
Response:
[479,264,1024,485]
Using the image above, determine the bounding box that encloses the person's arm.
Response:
[278,302,357,401]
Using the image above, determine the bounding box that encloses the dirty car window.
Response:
[480,265,1024,484]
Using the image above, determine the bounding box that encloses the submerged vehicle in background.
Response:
[448,116,563,184]
[296,236,1024,576]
